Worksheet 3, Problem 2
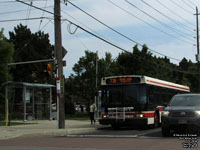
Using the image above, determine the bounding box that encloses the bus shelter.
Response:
[2,82,55,121]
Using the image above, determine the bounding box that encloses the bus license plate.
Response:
[178,120,187,124]
[118,114,124,118]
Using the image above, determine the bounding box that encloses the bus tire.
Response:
[154,112,159,128]
[112,124,120,130]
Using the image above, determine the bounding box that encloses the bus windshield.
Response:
[101,85,147,108]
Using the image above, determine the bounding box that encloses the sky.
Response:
[0,0,200,77]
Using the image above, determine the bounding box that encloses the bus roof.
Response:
[101,75,190,92]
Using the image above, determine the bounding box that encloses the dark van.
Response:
[161,94,200,136]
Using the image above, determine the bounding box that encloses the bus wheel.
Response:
[154,113,159,128]
[112,124,120,130]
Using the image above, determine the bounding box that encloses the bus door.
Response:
[95,91,102,119]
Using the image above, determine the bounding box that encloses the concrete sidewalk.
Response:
[0,120,103,140]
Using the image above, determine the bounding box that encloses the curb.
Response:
[0,127,98,140]
[0,120,107,140]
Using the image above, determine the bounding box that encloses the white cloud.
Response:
[1,0,200,78]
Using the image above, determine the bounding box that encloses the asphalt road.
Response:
[65,126,163,138]
[0,126,199,150]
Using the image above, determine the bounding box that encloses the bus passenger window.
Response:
[149,95,154,103]
[149,95,157,105]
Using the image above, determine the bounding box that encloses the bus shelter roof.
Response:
[2,81,55,88]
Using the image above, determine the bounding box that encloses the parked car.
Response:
[75,105,86,112]
[51,103,56,111]
[161,94,200,136]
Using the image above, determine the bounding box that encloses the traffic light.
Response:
[47,63,54,78]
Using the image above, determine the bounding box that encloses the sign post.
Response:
[56,77,61,128]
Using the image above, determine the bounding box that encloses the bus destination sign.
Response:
[106,77,141,84]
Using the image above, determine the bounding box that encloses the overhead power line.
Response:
[0,0,45,3]
[140,0,194,34]
[9,17,53,58]
[169,0,193,14]
[16,0,200,75]
[61,10,112,43]
[38,0,48,30]
[155,0,194,27]
[0,17,46,23]
[65,1,137,44]
[124,0,195,43]
[8,59,54,66]
[0,6,53,15]
[107,0,194,47]
[66,0,188,62]
[186,0,197,7]
[16,0,55,16]
[25,0,33,25]
[64,20,199,75]
[40,19,53,30]
[9,0,55,58]
[182,0,195,10]
[0,0,18,3]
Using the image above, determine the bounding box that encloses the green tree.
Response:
[115,44,157,76]
[179,58,199,92]
[114,44,187,85]
[72,51,97,100]
[98,52,116,79]
[0,29,14,84]
[0,29,14,120]
[9,24,54,83]
[66,50,115,106]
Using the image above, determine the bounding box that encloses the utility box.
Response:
[27,115,33,121]
[51,112,57,120]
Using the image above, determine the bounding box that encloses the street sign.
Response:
[62,46,67,59]
[56,77,61,96]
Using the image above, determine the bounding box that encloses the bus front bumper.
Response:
[99,118,148,126]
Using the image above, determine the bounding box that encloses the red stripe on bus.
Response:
[146,80,189,91]
[143,112,154,118]
[109,112,154,118]
[111,113,136,117]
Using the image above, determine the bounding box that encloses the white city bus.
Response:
[99,75,190,128]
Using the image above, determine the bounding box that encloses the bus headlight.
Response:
[136,114,144,118]
[162,111,170,116]
[102,114,107,118]
[195,111,200,116]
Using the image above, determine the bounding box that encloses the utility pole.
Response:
[196,7,200,64]
[95,51,99,118]
[54,0,65,128]
[96,51,98,91]
[195,7,200,92]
